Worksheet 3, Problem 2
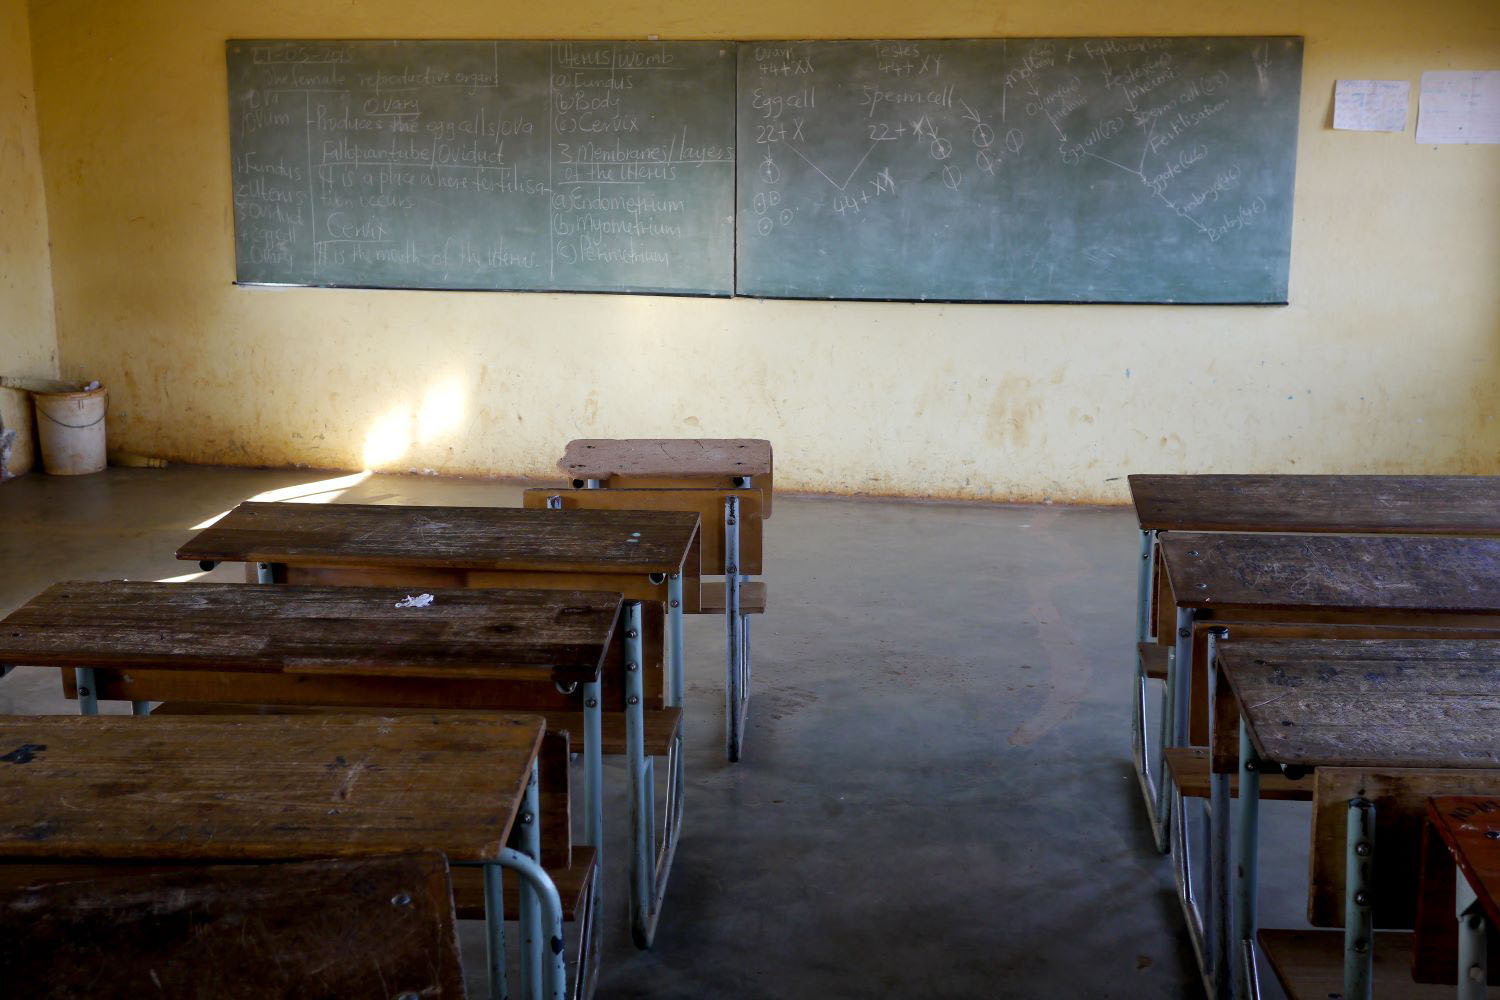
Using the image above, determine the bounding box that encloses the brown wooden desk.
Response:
[1126,475,1500,852]
[1213,640,1500,1000]
[175,502,697,949]
[0,853,467,999]
[559,438,774,515]
[1418,797,1500,994]
[0,714,567,1000]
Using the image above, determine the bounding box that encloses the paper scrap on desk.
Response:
[1417,70,1500,144]
[395,593,434,608]
[1333,80,1409,132]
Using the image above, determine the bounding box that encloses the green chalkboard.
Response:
[736,38,1303,302]
[228,40,736,295]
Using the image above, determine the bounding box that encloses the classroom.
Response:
[1,0,1498,997]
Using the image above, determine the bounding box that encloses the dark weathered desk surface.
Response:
[1429,796,1500,928]
[1159,532,1500,616]
[1218,640,1500,770]
[0,581,618,685]
[560,438,772,480]
[176,502,700,576]
[1130,475,1500,534]
[0,714,541,862]
[0,853,467,999]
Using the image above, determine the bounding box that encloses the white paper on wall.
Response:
[1333,79,1410,132]
[1416,70,1500,144]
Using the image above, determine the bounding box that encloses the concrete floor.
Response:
[0,466,1315,998]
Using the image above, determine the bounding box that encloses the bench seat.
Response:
[699,580,767,615]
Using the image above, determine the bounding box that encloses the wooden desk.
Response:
[175,503,696,949]
[559,438,774,515]
[0,714,566,1000]
[0,853,467,999]
[1126,475,1500,852]
[1418,797,1500,992]
[0,580,615,971]
[1214,640,1500,1000]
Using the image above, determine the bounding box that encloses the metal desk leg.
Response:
[256,562,275,584]
[75,667,98,716]
[624,602,658,948]
[667,573,685,711]
[491,849,568,1000]
[513,760,543,1000]
[581,678,604,955]
[1175,627,1228,997]
[1207,631,1232,1000]
[1131,531,1164,847]
[724,496,745,762]
[1233,718,1263,1000]
[1344,798,1375,1000]
[483,863,509,1000]
[130,700,151,716]
[1458,869,1490,1000]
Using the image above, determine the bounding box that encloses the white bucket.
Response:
[35,386,108,475]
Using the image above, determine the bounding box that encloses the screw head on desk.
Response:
[670,600,680,608]
[1353,937,1369,954]
[627,661,638,671]
[585,697,597,708]
[1354,891,1370,907]
[626,628,638,639]
[1178,628,1189,638]
[627,695,639,705]
[521,810,534,826]
[1355,841,1372,857]
[391,892,412,907]
[727,564,738,575]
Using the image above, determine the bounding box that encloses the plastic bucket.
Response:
[35,386,107,475]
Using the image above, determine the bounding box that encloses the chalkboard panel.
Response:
[736,38,1303,303]
[228,40,736,295]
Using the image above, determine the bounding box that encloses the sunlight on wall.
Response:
[362,408,414,469]
[417,377,467,443]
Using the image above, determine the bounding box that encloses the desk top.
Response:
[0,853,466,999]
[1158,532,1500,615]
[1218,639,1500,769]
[1129,474,1500,534]
[176,501,699,576]
[560,438,773,480]
[0,714,541,862]
[0,581,618,685]
[1428,796,1500,928]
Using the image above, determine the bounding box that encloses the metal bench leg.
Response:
[724,497,744,762]
[493,848,568,1000]
[741,609,751,716]
[1174,626,1229,996]
[256,561,275,584]
[75,667,98,716]
[1171,784,1209,986]
[1343,798,1375,1000]
[130,701,151,716]
[1233,718,1263,1000]
[1206,629,1232,1000]
[1458,869,1489,1000]
[1131,531,1169,849]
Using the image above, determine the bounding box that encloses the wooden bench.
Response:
[1416,796,1500,992]
[523,484,766,761]
[0,853,467,999]
[0,713,579,1000]
[1126,474,1500,854]
[175,503,698,949]
[1213,640,1500,1000]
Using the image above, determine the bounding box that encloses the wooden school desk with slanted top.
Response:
[554,438,773,761]
[1417,797,1500,997]
[1211,640,1500,1000]
[0,580,610,983]
[175,502,699,948]
[0,853,468,999]
[1126,475,1500,850]
[0,713,572,1000]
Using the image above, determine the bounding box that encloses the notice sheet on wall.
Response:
[1416,70,1500,144]
[1332,79,1409,132]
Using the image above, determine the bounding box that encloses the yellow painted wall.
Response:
[1,0,56,378]
[25,0,1500,501]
